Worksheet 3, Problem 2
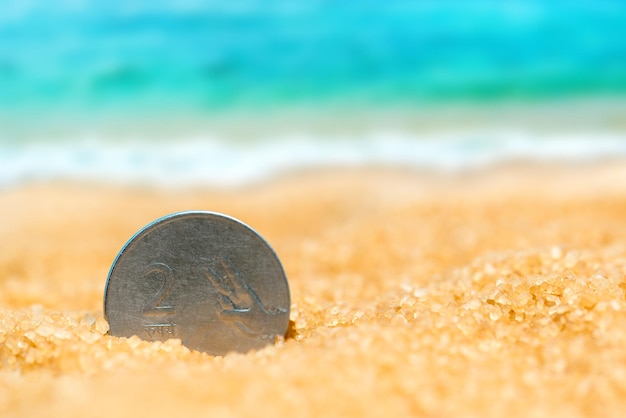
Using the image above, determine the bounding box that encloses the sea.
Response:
[1,0,626,188]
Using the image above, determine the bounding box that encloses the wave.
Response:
[2,132,625,188]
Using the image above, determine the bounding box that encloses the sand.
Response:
[1,163,626,417]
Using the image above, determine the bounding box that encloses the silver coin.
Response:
[104,211,290,355]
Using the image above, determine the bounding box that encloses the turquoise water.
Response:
[1,0,626,186]
[2,0,626,115]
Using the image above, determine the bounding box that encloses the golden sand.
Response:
[1,164,626,417]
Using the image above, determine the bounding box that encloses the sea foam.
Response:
[1,132,625,188]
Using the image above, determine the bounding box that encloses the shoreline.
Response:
[2,131,626,191]
[3,157,626,199]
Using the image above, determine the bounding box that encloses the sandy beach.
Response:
[1,162,626,417]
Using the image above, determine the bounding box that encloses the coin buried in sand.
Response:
[104,211,290,355]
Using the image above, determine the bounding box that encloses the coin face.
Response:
[104,211,290,356]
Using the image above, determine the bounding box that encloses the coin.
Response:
[104,211,290,355]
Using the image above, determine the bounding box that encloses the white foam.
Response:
[1,131,626,188]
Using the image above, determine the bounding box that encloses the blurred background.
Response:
[1,0,626,187]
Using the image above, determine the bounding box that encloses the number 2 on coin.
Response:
[142,262,176,315]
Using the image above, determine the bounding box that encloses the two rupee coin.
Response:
[104,211,290,356]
